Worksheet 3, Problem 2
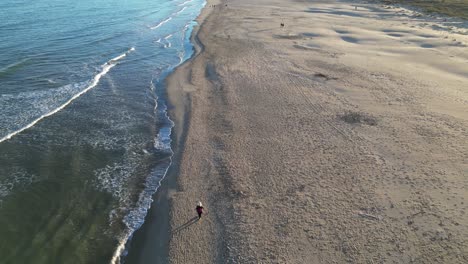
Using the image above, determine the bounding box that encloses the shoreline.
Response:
[122,0,219,262]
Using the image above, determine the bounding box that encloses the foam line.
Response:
[150,5,188,30]
[174,6,187,15]
[164,34,173,48]
[178,0,194,6]
[109,150,172,264]
[109,231,131,264]
[109,83,175,264]
[150,17,172,30]
[0,47,135,144]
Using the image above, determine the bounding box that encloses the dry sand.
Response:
[159,0,468,263]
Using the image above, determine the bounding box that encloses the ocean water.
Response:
[0,0,204,263]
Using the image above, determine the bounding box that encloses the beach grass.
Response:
[379,0,468,20]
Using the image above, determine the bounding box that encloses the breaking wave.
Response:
[0,47,135,144]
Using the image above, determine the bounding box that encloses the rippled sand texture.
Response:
[165,0,468,263]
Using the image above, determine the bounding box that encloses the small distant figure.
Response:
[280,22,284,27]
[196,201,204,220]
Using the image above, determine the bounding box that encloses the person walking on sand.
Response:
[196,201,204,220]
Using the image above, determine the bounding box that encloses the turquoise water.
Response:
[0,0,204,263]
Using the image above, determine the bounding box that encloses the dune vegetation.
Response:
[380,0,468,19]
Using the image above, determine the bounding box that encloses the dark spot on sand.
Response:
[275,33,322,40]
[313,73,332,81]
[340,36,359,43]
[431,25,445,31]
[305,8,364,18]
[274,34,303,40]
[205,63,220,82]
[449,42,466,47]
[302,32,321,37]
[339,111,377,126]
[243,17,261,20]
[420,43,435,48]
[335,87,346,93]
[417,34,437,38]
[382,29,411,33]
[211,136,226,151]
[387,33,404,37]
[335,29,349,34]
[293,44,315,50]
[315,72,338,81]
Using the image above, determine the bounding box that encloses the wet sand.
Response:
[130,0,468,262]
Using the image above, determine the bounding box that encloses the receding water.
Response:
[0,0,204,263]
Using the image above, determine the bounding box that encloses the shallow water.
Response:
[0,0,204,262]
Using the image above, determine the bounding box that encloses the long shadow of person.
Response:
[172,216,199,235]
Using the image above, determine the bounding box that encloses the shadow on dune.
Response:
[305,8,364,17]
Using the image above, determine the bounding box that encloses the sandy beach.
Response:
[128,0,468,262]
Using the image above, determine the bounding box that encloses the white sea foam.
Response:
[150,17,172,30]
[108,89,175,264]
[178,0,194,6]
[0,185,10,201]
[0,47,135,144]
[95,94,172,264]
[177,51,185,64]
[110,231,131,264]
[0,168,38,202]
[150,5,189,31]
[155,38,166,48]
[108,2,202,263]
[109,159,171,264]
[149,79,156,92]
[154,127,172,151]
[174,6,187,15]
[164,34,174,48]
